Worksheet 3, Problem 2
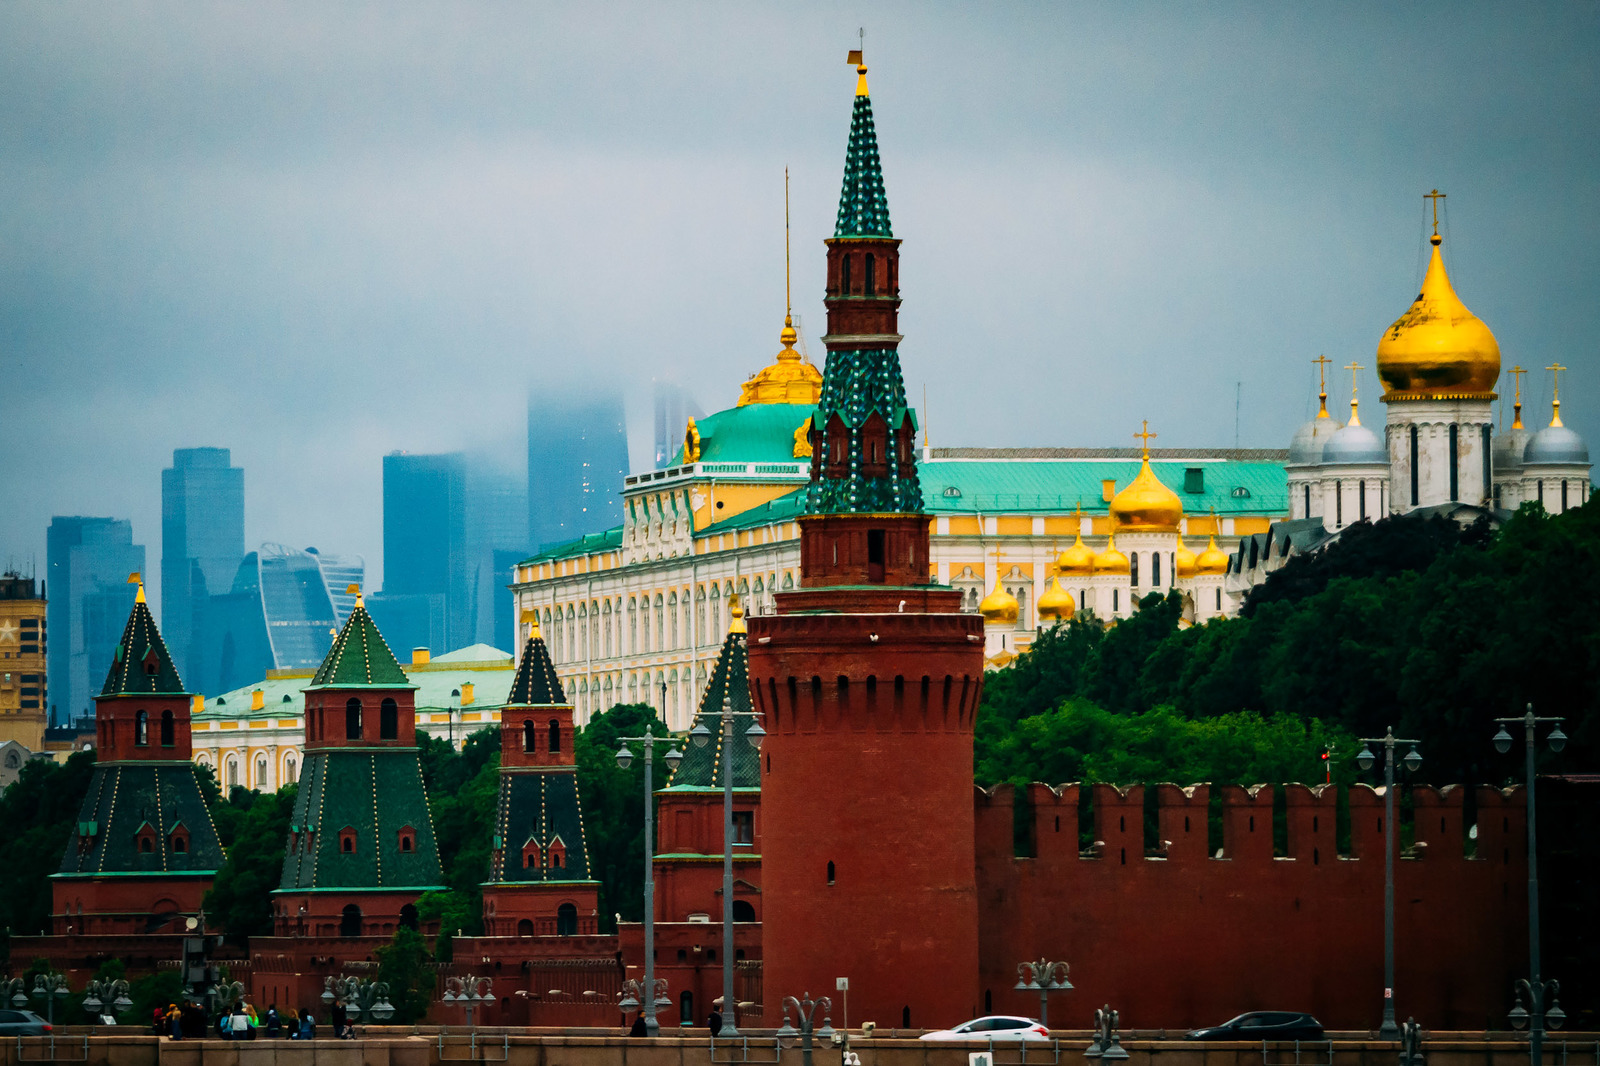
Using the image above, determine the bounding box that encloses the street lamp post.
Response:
[29,973,71,1027]
[689,693,766,1038]
[208,979,244,1022]
[777,994,836,1066]
[1083,1005,1128,1061]
[323,976,396,1026]
[618,978,669,1032]
[440,975,490,1030]
[82,979,133,1020]
[3,979,27,1011]
[449,688,460,749]
[1357,726,1422,1039]
[616,729,683,1035]
[1493,704,1567,1066]
[1013,960,1072,1029]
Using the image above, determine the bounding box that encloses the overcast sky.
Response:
[3,3,1596,619]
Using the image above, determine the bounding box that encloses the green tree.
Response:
[375,927,434,1024]
[0,750,97,962]
[575,702,673,931]
[418,726,500,941]
[204,783,297,943]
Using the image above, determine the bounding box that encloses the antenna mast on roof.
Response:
[1234,382,1242,449]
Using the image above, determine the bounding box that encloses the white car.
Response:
[919,1016,1051,1042]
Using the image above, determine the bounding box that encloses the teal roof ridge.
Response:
[835,92,893,238]
[665,629,760,790]
[506,633,565,706]
[309,604,411,689]
[101,596,187,697]
[805,348,923,514]
[519,526,624,567]
[677,403,818,466]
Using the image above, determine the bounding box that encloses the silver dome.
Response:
[1523,424,1590,466]
[1288,415,1343,465]
[1492,425,1531,472]
[1321,422,1387,465]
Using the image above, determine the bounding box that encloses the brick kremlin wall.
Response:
[974,782,1526,1032]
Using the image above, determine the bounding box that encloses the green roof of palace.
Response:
[664,627,760,790]
[58,763,224,879]
[677,403,818,466]
[520,526,623,566]
[308,604,413,689]
[506,634,565,706]
[101,596,187,697]
[835,90,892,238]
[278,748,443,890]
[199,650,516,721]
[488,769,593,884]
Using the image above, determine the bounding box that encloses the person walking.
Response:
[707,1008,723,1036]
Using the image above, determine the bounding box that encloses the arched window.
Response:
[841,254,852,294]
[517,918,534,938]
[134,710,149,746]
[1152,553,1162,587]
[285,756,298,784]
[1409,424,1420,506]
[548,718,562,753]
[345,698,362,740]
[557,902,578,936]
[1448,423,1460,502]
[159,710,175,747]
[826,860,836,885]
[864,253,876,294]
[1303,484,1310,517]
[680,992,694,1026]
[1215,588,1222,612]
[1113,588,1120,612]
[399,904,418,930]
[227,756,239,789]
[380,698,398,740]
[668,593,679,649]
[255,757,267,787]
[523,719,537,753]
[1130,552,1140,587]
[655,595,665,649]
[340,826,357,853]
[398,825,416,853]
[732,899,756,922]
[339,904,362,938]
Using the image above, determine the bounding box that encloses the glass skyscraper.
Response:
[161,447,245,679]
[46,517,147,724]
[527,389,630,552]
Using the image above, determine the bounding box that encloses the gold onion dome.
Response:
[1376,233,1500,400]
[738,316,823,406]
[1174,537,1199,579]
[1037,576,1076,623]
[1056,530,1096,575]
[1094,534,1130,574]
[1110,457,1184,532]
[978,579,1020,626]
[1194,534,1229,575]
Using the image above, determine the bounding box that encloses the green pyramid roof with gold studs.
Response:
[101,585,187,697]
[834,68,893,238]
[663,611,760,792]
[307,601,414,690]
[506,629,565,706]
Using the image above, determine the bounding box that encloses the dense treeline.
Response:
[978,501,1600,789]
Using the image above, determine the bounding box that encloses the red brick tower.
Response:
[747,55,984,1030]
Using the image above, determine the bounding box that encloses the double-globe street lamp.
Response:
[28,973,72,1027]
[1357,727,1421,1039]
[616,730,683,1035]
[323,976,397,1025]
[1493,705,1567,1066]
[82,979,133,1019]
[1013,959,1072,1029]
[688,693,766,1038]
[776,993,836,1066]
[440,975,490,1029]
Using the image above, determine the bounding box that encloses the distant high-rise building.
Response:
[0,571,48,751]
[383,452,468,648]
[527,390,629,552]
[46,517,146,724]
[653,381,703,469]
[196,544,364,695]
[161,447,245,679]
[465,463,527,651]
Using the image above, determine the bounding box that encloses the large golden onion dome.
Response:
[1174,537,1199,579]
[1094,534,1130,574]
[1110,457,1184,531]
[1037,576,1076,623]
[739,317,823,406]
[978,578,1020,625]
[1056,530,1096,575]
[1376,233,1500,401]
[1194,534,1229,575]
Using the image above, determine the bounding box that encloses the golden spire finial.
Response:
[1344,361,1364,426]
[128,571,145,604]
[520,607,542,640]
[1510,365,1527,429]
[728,596,747,635]
[1425,189,1446,240]
[1547,363,1567,427]
[848,32,868,96]
[1134,420,1157,459]
[784,166,792,330]
[346,582,363,609]
[1312,355,1332,417]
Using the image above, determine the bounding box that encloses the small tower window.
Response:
[1448,423,1460,502]
[1152,552,1162,586]
[345,698,362,740]
[523,719,537,753]
[380,698,398,740]
[159,710,175,747]
[548,718,562,754]
[557,902,578,936]
[827,860,836,885]
[134,710,149,747]
[865,253,876,294]
[339,826,358,854]
[1130,553,1140,587]
[1409,424,1420,506]
[841,255,852,294]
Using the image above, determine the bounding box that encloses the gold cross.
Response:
[1312,355,1331,416]
[1134,420,1156,458]
[1510,365,1527,403]
[1425,189,1446,236]
[1344,361,1364,395]
[1547,363,1567,427]
[1547,362,1566,399]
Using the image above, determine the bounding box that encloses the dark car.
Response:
[0,1009,53,1036]
[1186,1012,1324,1041]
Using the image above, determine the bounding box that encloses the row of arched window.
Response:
[127,709,176,748]
[306,698,400,742]
[539,574,793,666]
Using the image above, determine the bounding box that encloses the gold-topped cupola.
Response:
[1109,422,1184,532]
[739,169,823,406]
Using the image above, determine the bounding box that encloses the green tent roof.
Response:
[506,633,565,706]
[835,88,892,238]
[278,749,443,890]
[664,628,760,791]
[101,595,187,697]
[58,763,223,878]
[488,770,593,884]
[308,604,412,689]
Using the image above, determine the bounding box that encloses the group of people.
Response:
[155,1000,329,1040]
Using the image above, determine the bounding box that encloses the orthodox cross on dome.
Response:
[1312,355,1332,417]
[1547,363,1567,427]
[1424,189,1446,236]
[1134,420,1157,459]
[1510,365,1527,429]
[1344,362,1364,425]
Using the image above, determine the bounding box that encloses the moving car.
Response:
[920,1017,1051,1042]
[0,1010,53,1036]
[1186,1012,1324,1041]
